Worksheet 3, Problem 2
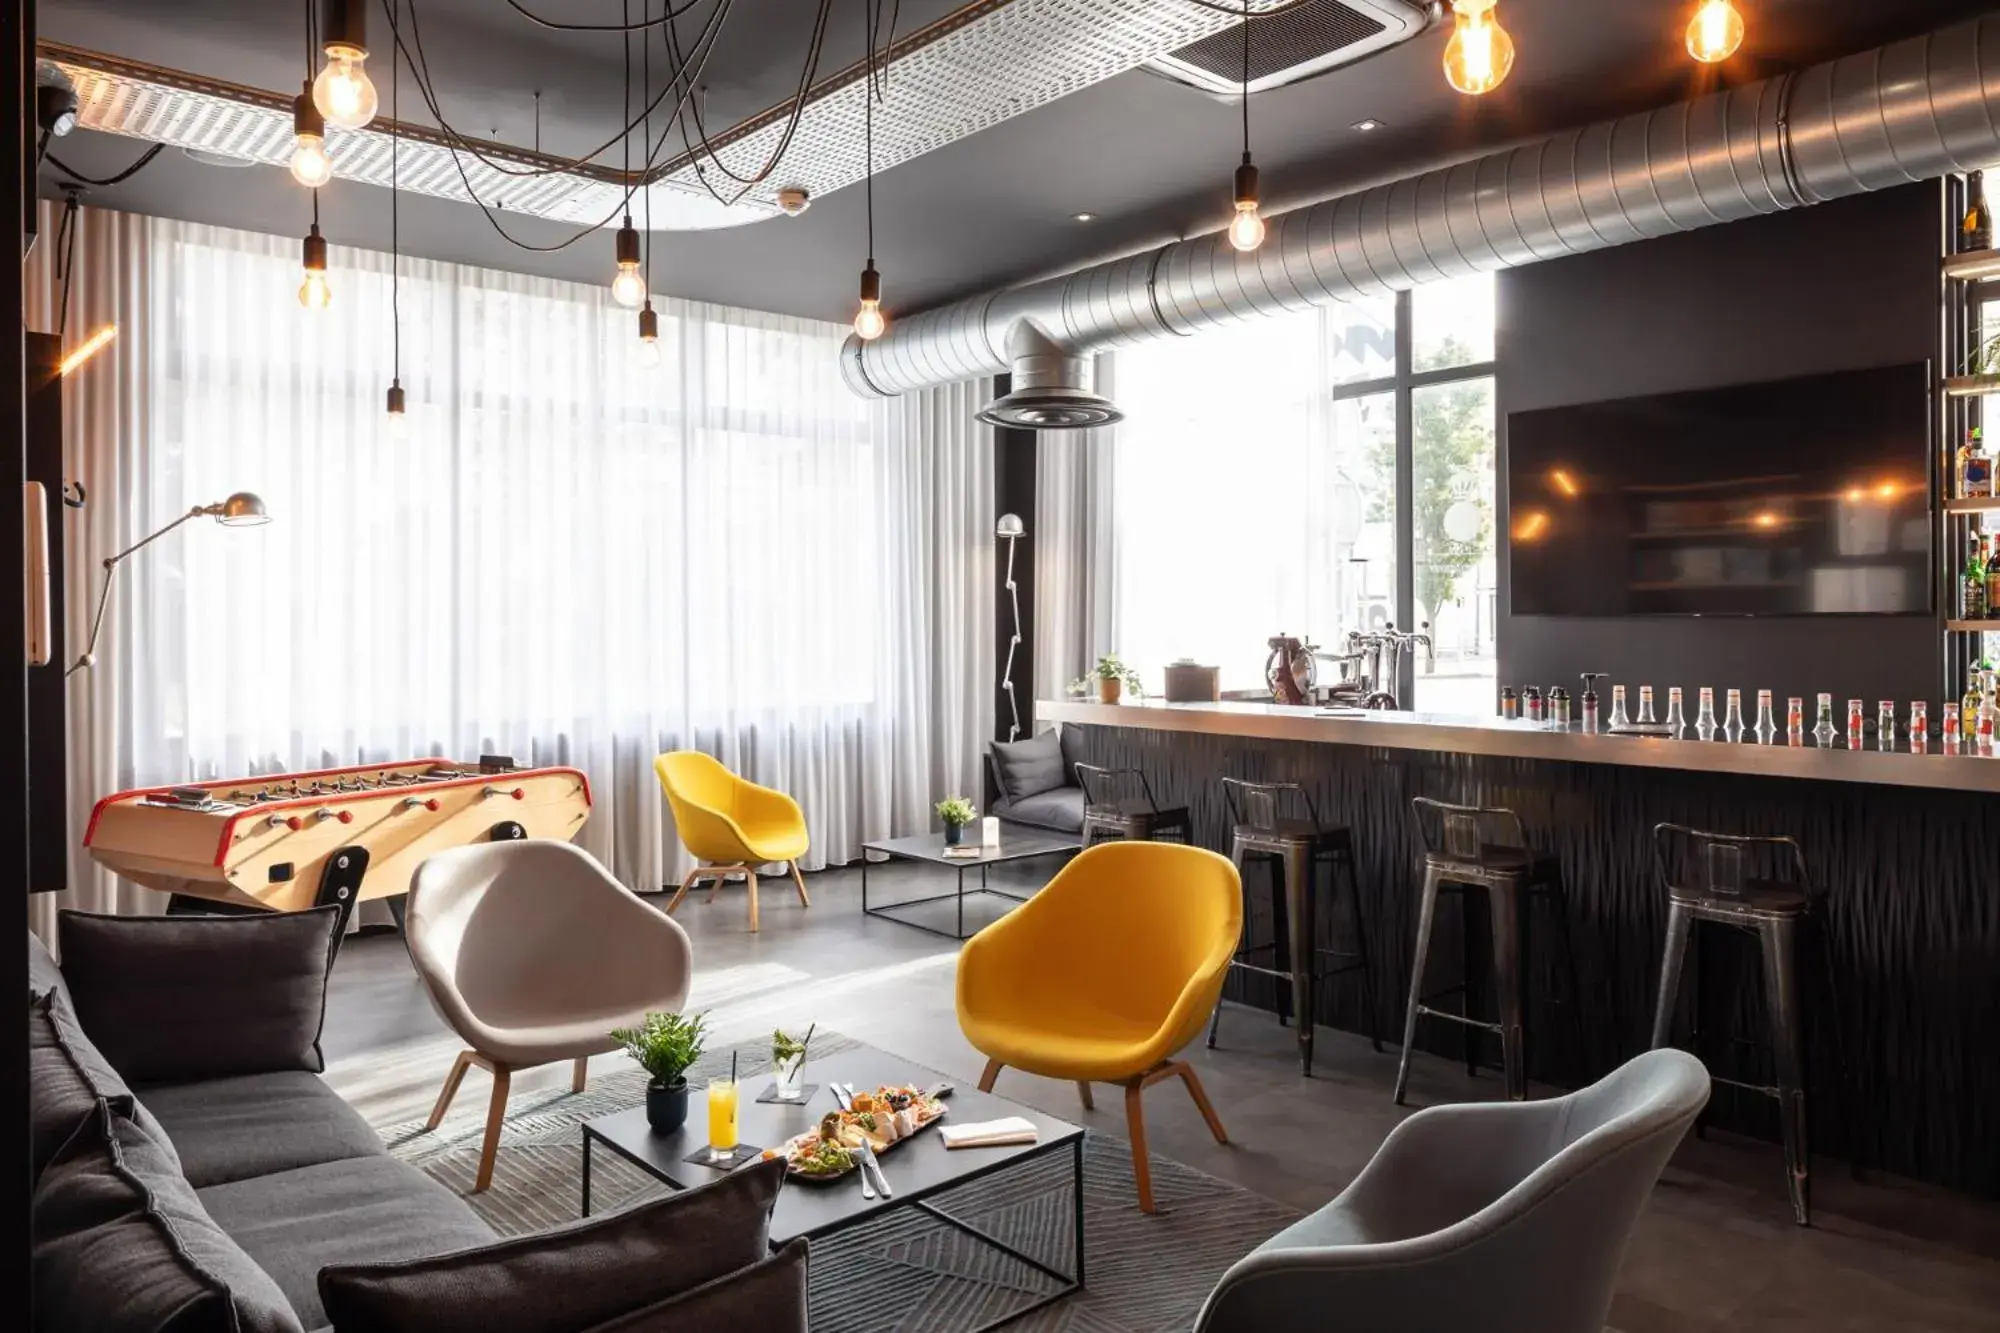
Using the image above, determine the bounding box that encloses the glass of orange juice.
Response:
[706,1077,740,1162]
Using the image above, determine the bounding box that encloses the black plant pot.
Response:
[647,1078,690,1134]
[944,822,964,846]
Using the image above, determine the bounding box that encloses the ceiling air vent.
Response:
[1146,0,1436,96]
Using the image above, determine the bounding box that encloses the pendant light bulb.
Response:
[637,302,661,367]
[853,264,886,341]
[313,48,377,130]
[298,222,331,310]
[610,218,645,308]
[1228,159,1265,252]
[385,380,408,438]
[1686,0,1744,63]
[1443,0,1515,96]
[289,86,333,188]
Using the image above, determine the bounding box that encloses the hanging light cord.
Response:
[863,0,874,269]
[1240,0,1250,161]
[391,0,400,385]
[661,0,834,198]
[505,0,709,31]
[642,0,652,289]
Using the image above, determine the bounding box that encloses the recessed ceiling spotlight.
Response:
[1072,211,1097,222]
[1352,118,1385,132]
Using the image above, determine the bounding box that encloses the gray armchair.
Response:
[1194,1049,1709,1333]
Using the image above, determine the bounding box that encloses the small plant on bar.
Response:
[1070,654,1144,703]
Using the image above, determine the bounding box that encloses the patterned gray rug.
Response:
[376,1034,1299,1332]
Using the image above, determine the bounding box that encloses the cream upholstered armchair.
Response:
[405,839,693,1191]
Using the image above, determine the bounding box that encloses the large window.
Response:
[1112,273,1497,708]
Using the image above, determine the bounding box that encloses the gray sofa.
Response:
[28,908,804,1333]
[986,727,1086,834]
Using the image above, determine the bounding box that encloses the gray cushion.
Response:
[30,990,179,1183]
[994,786,1085,834]
[199,1155,494,1330]
[139,1072,385,1190]
[59,907,341,1083]
[988,731,1067,802]
[316,1157,787,1333]
[29,926,68,1003]
[581,1239,809,1332]
[32,1098,303,1333]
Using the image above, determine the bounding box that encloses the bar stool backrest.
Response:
[1075,763,1162,814]
[1651,823,1810,901]
[1411,796,1528,867]
[1222,777,1322,833]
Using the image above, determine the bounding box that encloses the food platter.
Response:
[766,1084,947,1184]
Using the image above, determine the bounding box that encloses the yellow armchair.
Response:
[956,841,1241,1213]
[654,750,811,932]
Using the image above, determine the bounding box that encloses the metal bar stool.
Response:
[1648,823,1848,1226]
[1393,797,1587,1106]
[1074,764,1192,845]
[1209,777,1382,1076]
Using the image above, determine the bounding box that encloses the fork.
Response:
[854,1139,892,1199]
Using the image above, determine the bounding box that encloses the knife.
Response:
[855,1140,892,1199]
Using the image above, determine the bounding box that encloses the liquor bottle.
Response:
[1965,170,1992,251]
[1962,672,1983,740]
[1499,686,1518,719]
[1958,427,1992,499]
[1986,534,2000,620]
[1665,686,1687,736]
[1910,700,1929,751]
[1608,684,1630,730]
[1877,700,1895,751]
[1637,685,1657,726]
[1812,693,1836,745]
[1786,695,1804,740]
[1523,685,1543,723]
[1966,533,1989,620]
[1754,689,1776,743]
[1845,698,1864,747]
[1695,686,1717,739]
[1578,674,1602,732]
[1723,688,1745,740]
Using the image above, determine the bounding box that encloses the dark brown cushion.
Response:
[317,1157,788,1332]
[29,990,179,1183]
[989,730,1067,801]
[58,907,340,1084]
[32,1098,303,1333]
[582,1239,808,1331]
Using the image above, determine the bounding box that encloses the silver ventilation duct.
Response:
[844,13,2000,423]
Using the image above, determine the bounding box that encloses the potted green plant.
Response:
[1070,654,1144,705]
[611,1010,708,1133]
[935,796,976,846]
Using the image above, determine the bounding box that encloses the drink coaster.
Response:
[755,1082,820,1105]
[682,1144,764,1171]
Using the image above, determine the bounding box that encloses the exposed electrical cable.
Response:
[503,0,711,32]
[46,143,164,188]
[661,0,833,202]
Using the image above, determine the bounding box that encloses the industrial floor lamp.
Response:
[997,512,1025,741]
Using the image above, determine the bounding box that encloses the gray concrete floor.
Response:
[323,858,2000,1332]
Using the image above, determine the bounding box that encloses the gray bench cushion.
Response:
[31,990,179,1183]
[198,1155,494,1330]
[139,1072,386,1190]
[993,787,1085,834]
[33,1099,302,1333]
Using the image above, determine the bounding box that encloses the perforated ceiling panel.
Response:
[1146,0,1432,97]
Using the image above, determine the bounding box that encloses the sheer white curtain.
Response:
[29,206,988,928]
[1033,355,1117,705]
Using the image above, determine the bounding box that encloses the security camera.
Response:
[775,186,811,216]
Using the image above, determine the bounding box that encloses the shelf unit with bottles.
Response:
[1942,173,2000,704]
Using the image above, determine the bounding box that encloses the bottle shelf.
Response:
[1945,497,2000,513]
[1943,247,2000,281]
[1946,619,2000,633]
[1943,373,2000,397]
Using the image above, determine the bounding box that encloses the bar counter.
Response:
[1038,698,2000,1199]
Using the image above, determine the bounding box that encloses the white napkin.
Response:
[939,1116,1039,1149]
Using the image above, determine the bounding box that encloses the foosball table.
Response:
[84,757,592,930]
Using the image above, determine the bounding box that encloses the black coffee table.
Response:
[861,827,1080,939]
[581,1048,1085,1332]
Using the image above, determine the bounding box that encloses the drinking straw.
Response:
[730,1050,738,1085]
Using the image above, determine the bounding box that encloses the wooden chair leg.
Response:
[664,866,701,915]
[425,1050,474,1131]
[572,1056,589,1094]
[746,871,760,932]
[1076,1081,1095,1110]
[1178,1063,1228,1144]
[1125,1081,1156,1214]
[977,1057,1004,1093]
[705,869,727,904]
[474,1065,511,1193]
[790,860,811,908]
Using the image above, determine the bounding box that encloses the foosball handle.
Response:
[314,807,355,824]
[482,785,526,801]
[401,796,442,812]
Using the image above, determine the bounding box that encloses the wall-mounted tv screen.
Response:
[1506,363,1932,617]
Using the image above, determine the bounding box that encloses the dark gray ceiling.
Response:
[36,0,2000,324]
